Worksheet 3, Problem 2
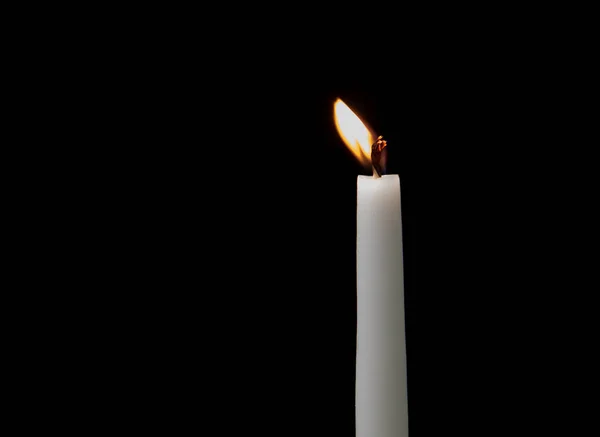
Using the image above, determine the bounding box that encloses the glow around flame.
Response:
[334,98,375,167]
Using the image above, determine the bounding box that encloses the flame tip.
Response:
[333,99,374,168]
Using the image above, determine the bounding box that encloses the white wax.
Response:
[356,175,408,437]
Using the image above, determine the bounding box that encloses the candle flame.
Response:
[334,99,376,168]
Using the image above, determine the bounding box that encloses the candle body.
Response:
[356,175,408,437]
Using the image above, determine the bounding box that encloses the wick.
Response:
[371,136,387,178]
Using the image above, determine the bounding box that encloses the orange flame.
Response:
[334,99,376,167]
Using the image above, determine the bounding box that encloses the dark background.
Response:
[95,77,499,434]
[100,84,427,434]
[78,52,574,434]
[19,7,591,433]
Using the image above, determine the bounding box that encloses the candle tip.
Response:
[372,136,387,178]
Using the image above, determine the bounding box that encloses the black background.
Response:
[93,78,490,435]
[70,44,576,434]
[120,79,512,435]
[98,82,428,434]
[15,5,593,433]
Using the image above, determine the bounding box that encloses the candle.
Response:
[334,99,409,437]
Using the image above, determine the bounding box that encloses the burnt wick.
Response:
[371,136,387,178]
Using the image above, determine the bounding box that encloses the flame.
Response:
[334,99,375,167]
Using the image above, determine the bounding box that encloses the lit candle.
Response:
[334,99,409,437]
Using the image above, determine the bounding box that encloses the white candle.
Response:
[356,175,408,437]
[334,99,409,437]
